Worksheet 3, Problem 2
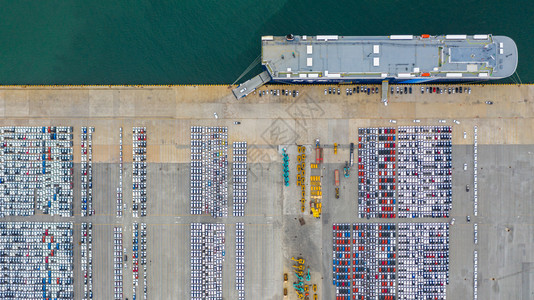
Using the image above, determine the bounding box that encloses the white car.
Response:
[413,119,421,123]
[453,120,460,125]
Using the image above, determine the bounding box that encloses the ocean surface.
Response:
[0,0,532,85]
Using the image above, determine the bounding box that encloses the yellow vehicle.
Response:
[284,273,288,282]
[313,284,317,292]
[291,257,305,264]
[314,294,318,300]
[334,143,338,154]
[284,287,288,297]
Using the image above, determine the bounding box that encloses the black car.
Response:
[409,87,412,94]
[391,87,394,94]
[459,87,463,93]
[404,87,408,94]
[328,87,332,94]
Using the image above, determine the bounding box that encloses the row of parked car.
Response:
[232,142,247,217]
[473,126,478,216]
[397,223,450,299]
[81,223,93,299]
[117,127,124,217]
[190,223,225,299]
[0,222,74,299]
[81,127,94,216]
[190,127,229,217]
[113,227,123,300]
[332,224,351,298]
[235,223,245,300]
[390,85,473,95]
[132,127,147,218]
[257,89,299,97]
[358,128,397,219]
[473,250,478,300]
[397,127,453,218]
[0,126,74,217]
[351,223,397,300]
[326,86,380,96]
[132,223,148,300]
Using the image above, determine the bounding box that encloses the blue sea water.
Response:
[0,0,532,84]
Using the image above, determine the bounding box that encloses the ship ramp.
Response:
[232,70,271,99]
[381,80,389,105]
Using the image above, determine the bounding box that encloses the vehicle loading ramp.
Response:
[381,80,389,104]
[232,71,271,99]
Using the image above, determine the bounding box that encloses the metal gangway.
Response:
[232,70,271,99]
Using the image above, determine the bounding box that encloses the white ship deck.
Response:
[261,35,518,83]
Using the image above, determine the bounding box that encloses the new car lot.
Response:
[398,223,450,299]
[232,142,248,217]
[113,227,123,300]
[190,126,229,218]
[358,128,397,219]
[0,222,74,299]
[132,127,148,217]
[235,223,245,300]
[397,126,452,218]
[0,126,74,217]
[80,127,95,217]
[81,223,93,299]
[190,223,225,299]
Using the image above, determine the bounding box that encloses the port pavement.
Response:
[0,84,533,299]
